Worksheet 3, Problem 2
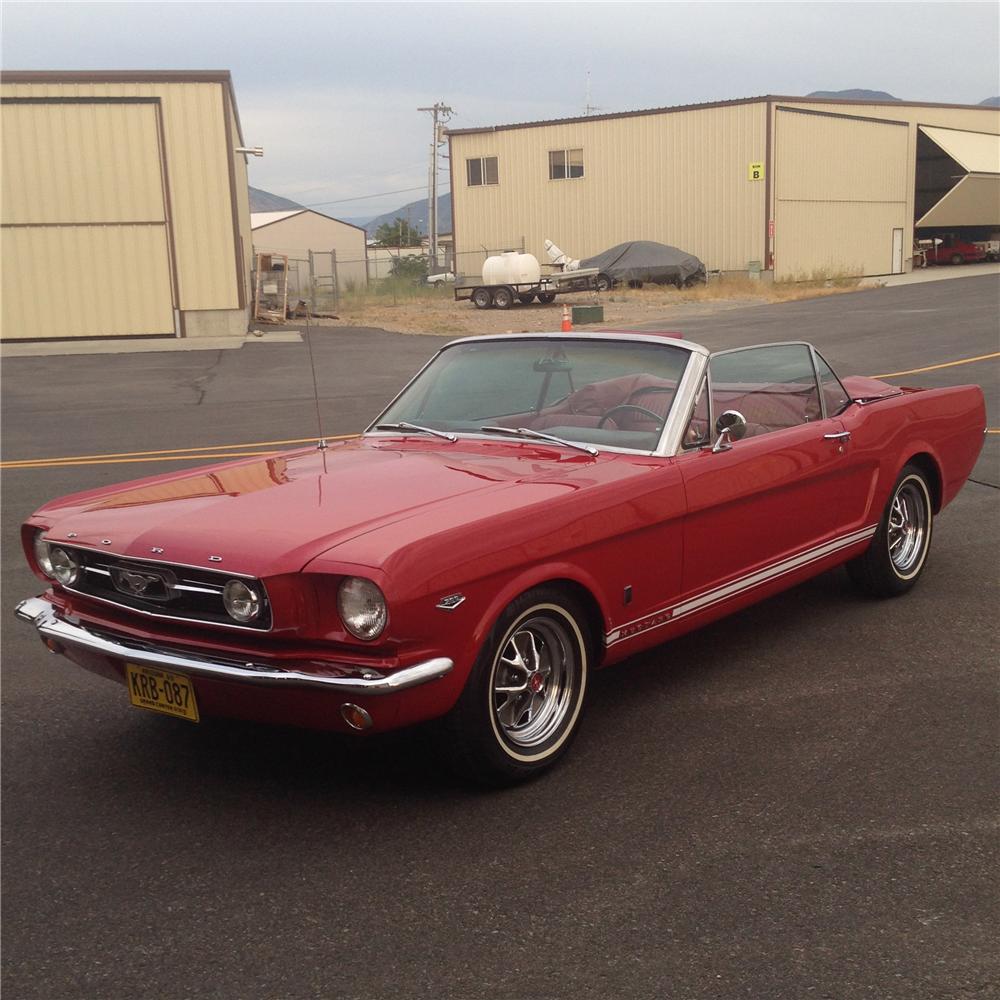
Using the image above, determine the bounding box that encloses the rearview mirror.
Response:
[712,409,747,453]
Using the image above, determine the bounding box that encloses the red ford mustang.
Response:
[16,334,986,783]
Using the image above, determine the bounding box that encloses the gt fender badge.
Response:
[436,594,466,611]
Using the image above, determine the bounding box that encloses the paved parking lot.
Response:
[2,275,997,999]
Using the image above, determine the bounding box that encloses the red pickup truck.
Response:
[923,237,987,265]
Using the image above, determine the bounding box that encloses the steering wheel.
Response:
[597,404,665,429]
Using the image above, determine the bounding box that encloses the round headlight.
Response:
[222,580,262,623]
[337,577,387,641]
[48,546,80,586]
[34,531,54,577]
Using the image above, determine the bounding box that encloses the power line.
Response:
[300,184,429,208]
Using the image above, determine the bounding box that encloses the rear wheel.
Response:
[518,293,536,305]
[537,291,557,304]
[847,465,933,597]
[492,286,514,310]
[441,587,590,785]
[950,253,964,266]
[595,273,612,292]
[471,287,492,309]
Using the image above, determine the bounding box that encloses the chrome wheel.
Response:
[887,478,929,576]
[490,611,582,751]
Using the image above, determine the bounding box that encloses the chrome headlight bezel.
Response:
[222,579,263,623]
[337,577,388,641]
[33,531,55,578]
[48,546,80,587]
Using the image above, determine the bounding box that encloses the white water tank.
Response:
[482,251,541,286]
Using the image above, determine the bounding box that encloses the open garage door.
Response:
[1,100,177,340]
[773,108,909,280]
[915,126,1000,228]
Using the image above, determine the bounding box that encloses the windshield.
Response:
[373,337,692,452]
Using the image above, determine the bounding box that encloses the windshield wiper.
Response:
[479,425,599,456]
[374,421,457,442]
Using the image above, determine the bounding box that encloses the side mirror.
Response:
[711,409,747,453]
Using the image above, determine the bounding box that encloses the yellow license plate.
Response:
[125,663,199,722]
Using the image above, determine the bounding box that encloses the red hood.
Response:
[32,437,620,577]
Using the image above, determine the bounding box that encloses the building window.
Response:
[549,148,584,180]
[467,156,498,186]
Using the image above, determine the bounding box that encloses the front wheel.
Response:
[440,588,590,785]
[950,253,964,266]
[595,273,612,292]
[536,291,556,304]
[847,465,933,597]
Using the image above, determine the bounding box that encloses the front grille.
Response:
[60,547,272,631]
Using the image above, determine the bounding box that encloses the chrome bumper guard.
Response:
[14,597,453,695]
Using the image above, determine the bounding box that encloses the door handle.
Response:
[823,431,851,440]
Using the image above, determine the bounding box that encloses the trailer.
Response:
[454,268,600,309]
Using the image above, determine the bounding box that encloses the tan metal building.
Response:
[1,71,253,341]
[448,96,1000,281]
[251,209,368,292]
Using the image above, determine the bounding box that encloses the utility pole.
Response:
[418,101,453,272]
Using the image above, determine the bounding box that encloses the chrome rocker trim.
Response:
[14,597,453,695]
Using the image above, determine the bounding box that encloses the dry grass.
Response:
[314,272,865,337]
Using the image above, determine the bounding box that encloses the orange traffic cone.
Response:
[561,304,572,332]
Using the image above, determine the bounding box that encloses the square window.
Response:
[549,148,584,180]
[467,156,498,187]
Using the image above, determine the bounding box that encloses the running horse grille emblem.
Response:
[110,567,173,601]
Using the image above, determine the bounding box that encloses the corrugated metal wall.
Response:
[1,77,250,340]
[1,100,175,338]
[767,101,1000,274]
[450,102,768,275]
[773,109,909,279]
[251,212,368,287]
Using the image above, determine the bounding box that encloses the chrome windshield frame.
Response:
[364,332,710,459]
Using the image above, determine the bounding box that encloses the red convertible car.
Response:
[17,334,986,783]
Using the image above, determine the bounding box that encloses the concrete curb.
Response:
[1,331,303,359]
[860,262,1000,287]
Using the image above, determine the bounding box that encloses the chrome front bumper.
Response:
[14,596,453,695]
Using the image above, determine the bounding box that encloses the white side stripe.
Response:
[605,524,878,646]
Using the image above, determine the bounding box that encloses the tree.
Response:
[390,254,428,281]
[374,217,423,247]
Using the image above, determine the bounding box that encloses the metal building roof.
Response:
[446,94,997,136]
[250,210,305,228]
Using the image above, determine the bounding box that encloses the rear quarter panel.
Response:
[841,383,986,516]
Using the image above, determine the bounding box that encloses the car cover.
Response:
[580,241,706,286]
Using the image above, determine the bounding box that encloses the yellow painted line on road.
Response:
[872,351,1000,379]
[1,434,359,470]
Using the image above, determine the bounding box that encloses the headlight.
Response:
[48,546,80,586]
[222,580,262,623]
[33,531,54,577]
[337,577,387,641]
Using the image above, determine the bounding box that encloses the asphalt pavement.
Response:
[2,274,998,999]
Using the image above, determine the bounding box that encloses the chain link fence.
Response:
[252,240,533,318]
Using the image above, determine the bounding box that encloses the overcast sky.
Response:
[4,1,998,220]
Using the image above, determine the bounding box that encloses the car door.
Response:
[675,343,862,602]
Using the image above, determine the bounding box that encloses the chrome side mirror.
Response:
[711,409,747,453]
